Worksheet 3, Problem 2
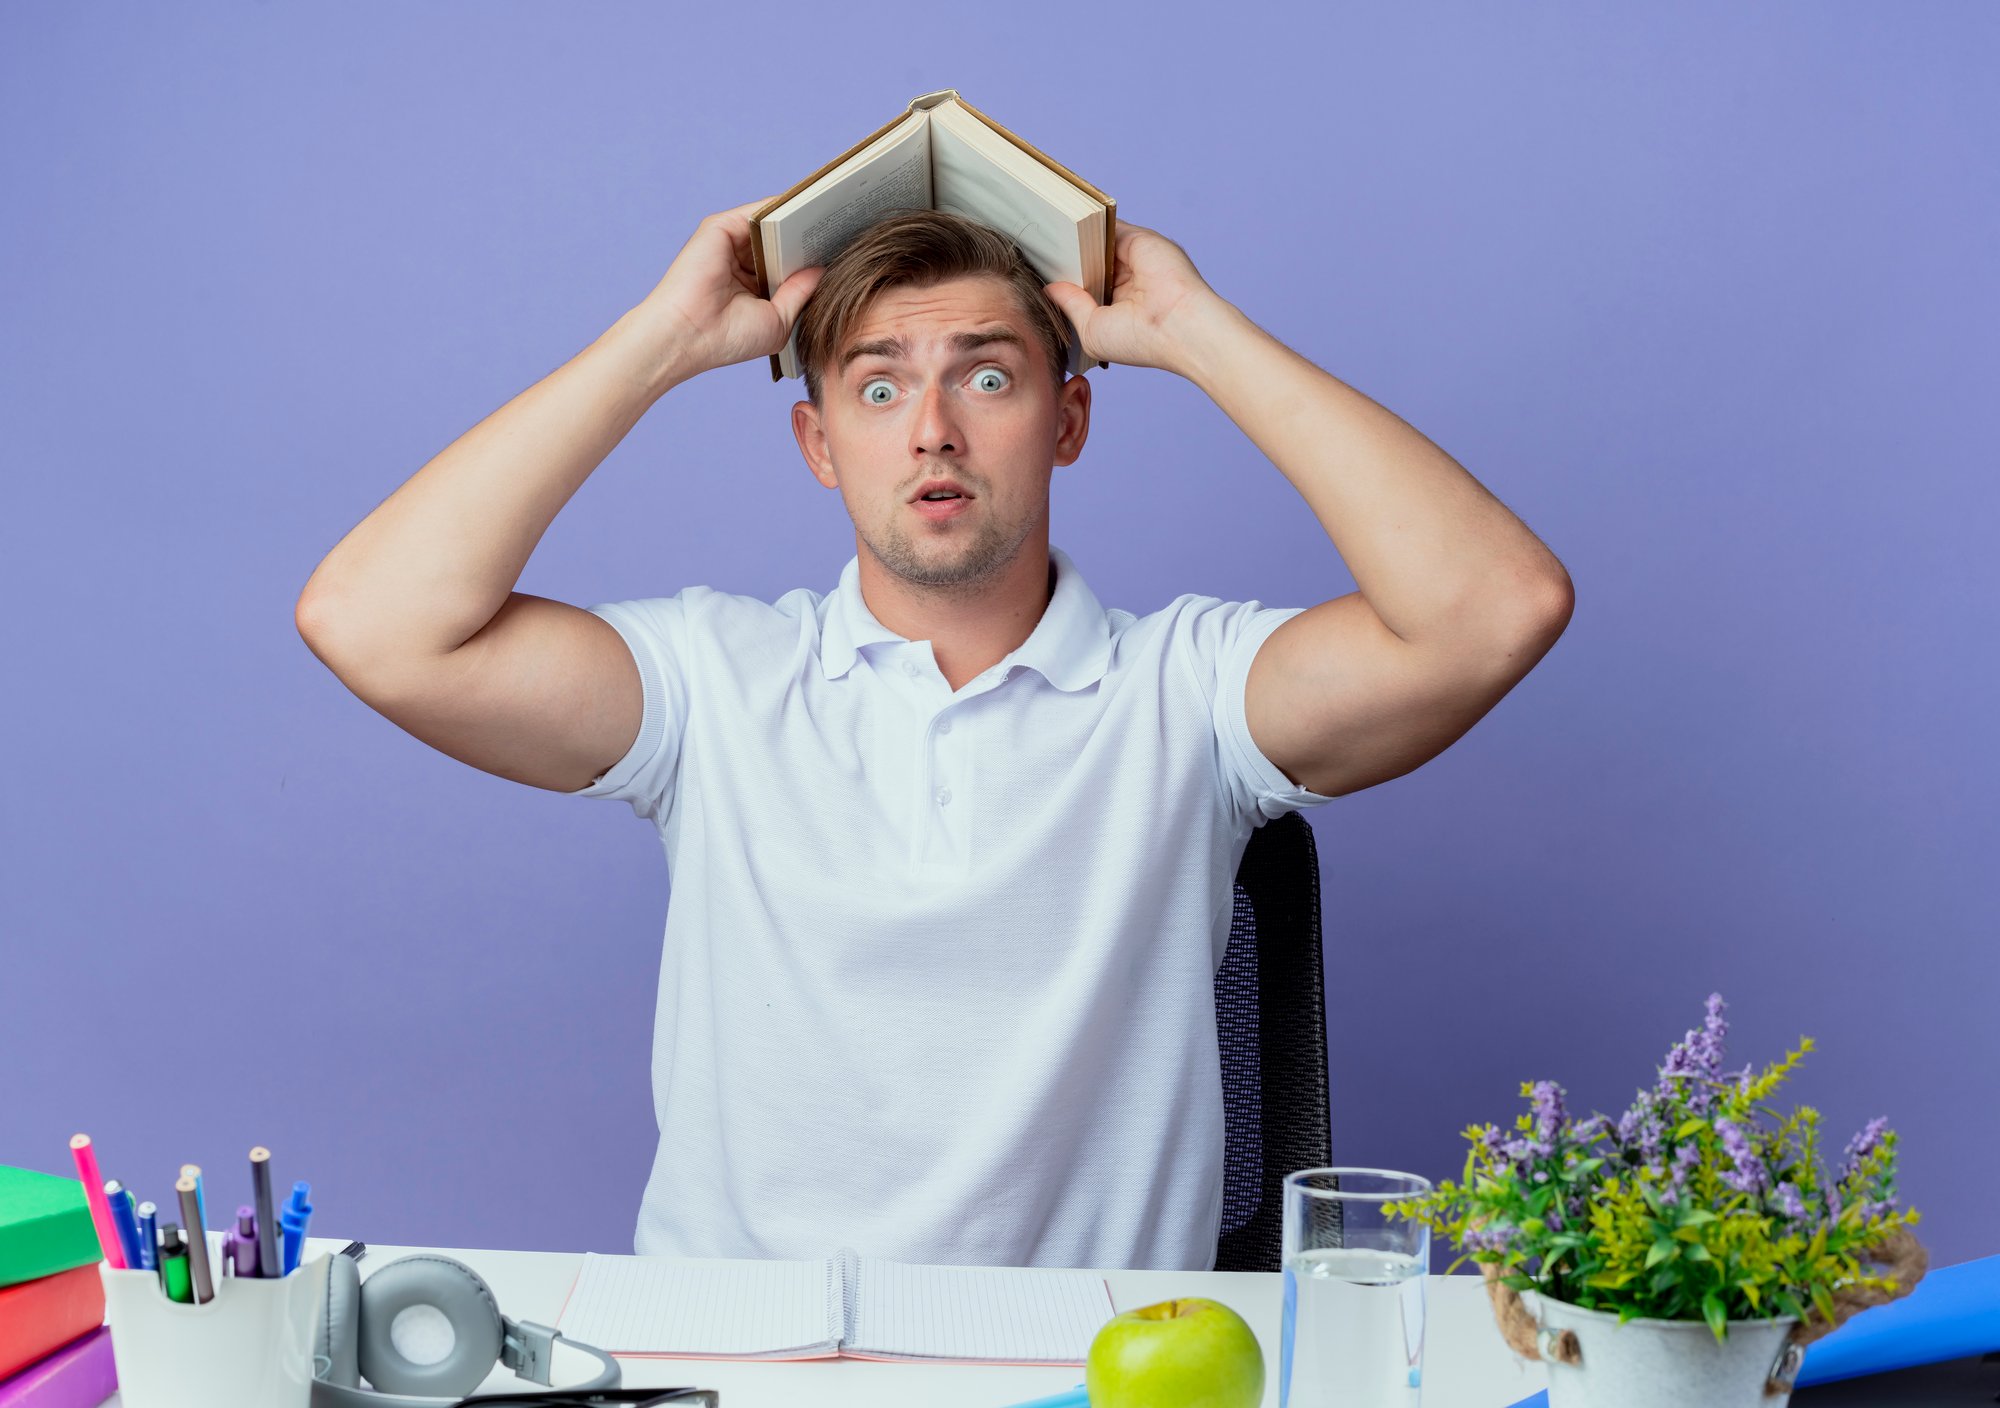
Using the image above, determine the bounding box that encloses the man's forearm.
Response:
[296,304,699,667]
[1165,294,1571,647]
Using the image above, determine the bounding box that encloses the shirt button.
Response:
[904,662,920,677]
[935,788,952,806]
[937,719,952,735]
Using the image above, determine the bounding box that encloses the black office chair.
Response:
[1213,810,1331,1272]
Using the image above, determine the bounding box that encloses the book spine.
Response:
[0,1265,108,1383]
[839,1246,860,1347]
[0,1326,116,1408]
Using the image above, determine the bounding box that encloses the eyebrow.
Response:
[839,326,1028,376]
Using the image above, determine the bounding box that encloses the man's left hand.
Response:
[1044,217,1229,376]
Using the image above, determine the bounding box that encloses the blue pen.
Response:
[104,1182,144,1269]
[994,1385,1087,1408]
[279,1181,313,1275]
[134,1201,160,1273]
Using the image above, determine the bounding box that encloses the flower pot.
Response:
[1525,1292,1803,1408]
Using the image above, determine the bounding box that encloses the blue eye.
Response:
[859,367,1010,405]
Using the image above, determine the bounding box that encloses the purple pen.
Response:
[232,1206,261,1276]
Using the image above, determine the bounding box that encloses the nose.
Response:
[911,380,960,456]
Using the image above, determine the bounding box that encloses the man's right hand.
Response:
[630,197,826,379]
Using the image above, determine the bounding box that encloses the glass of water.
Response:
[1280,1167,1432,1408]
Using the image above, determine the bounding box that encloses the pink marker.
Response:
[68,1133,127,1269]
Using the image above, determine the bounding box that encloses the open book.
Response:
[749,87,1117,383]
[553,1249,1117,1365]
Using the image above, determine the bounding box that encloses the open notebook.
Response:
[554,1250,1117,1365]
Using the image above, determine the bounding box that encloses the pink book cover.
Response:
[0,1326,116,1408]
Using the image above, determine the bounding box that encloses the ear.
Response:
[791,398,839,489]
[1053,372,1091,468]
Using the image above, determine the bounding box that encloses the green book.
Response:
[0,1166,104,1288]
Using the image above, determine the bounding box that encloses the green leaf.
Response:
[1702,1293,1728,1342]
[1738,1281,1761,1311]
[1645,1239,1678,1268]
[1676,1117,1709,1138]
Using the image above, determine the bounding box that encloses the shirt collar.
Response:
[818,543,1113,692]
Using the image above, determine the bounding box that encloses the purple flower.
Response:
[1463,1223,1519,1254]
[1531,1081,1568,1140]
[1772,1181,1807,1220]
[1842,1117,1890,1177]
[1715,1117,1768,1195]
[1617,1091,1665,1161]
[1656,993,1730,1112]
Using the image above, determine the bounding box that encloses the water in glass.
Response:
[1281,1245,1425,1407]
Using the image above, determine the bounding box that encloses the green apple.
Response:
[1086,1296,1265,1408]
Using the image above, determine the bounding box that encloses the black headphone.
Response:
[310,1251,620,1405]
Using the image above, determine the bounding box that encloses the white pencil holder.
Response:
[100,1251,327,1408]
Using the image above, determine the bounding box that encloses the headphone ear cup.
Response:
[317,1252,363,1388]
[353,1254,505,1399]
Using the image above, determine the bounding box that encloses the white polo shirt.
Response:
[570,543,1335,1270]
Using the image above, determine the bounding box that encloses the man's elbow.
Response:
[1527,563,1575,637]
[1496,567,1574,677]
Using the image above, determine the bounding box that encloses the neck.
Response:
[857,539,1056,691]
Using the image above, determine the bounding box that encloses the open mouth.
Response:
[913,493,972,519]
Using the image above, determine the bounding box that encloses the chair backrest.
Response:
[1213,810,1331,1272]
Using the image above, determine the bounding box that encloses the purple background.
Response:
[4,3,1994,1269]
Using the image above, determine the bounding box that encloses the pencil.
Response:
[249,1147,281,1277]
[177,1176,214,1303]
[67,1135,126,1269]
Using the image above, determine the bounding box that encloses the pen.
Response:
[280,1181,313,1275]
[135,1201,159,1273]
[249,1146,281,1277]
[231,1206,261,1276]
[158,1224,192,1304]
[176,1176,214,1304]
[993,1385,1087,1408]
[104,1181,144,1270]
[180,1163,208,1238]
[67,1135,126,1269]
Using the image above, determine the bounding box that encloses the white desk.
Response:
[110,1237,1551,1408]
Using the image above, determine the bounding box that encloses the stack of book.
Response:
[0,1167,116,1408]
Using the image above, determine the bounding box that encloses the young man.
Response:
[295,200,1573,1271]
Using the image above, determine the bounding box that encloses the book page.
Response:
[553,1252,841,1360]
[929,103,1100,294]
[763,115,934,376]
[846,1257,1116,1364]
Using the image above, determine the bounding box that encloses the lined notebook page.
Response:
[555,1252,839,1359]
[847,1258,1116,1363]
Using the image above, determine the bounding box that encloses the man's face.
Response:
[792,273,1090,594]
